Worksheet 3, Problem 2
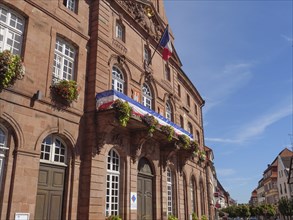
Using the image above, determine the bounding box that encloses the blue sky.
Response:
[164,0,293,203]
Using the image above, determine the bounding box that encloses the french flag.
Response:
[159,25,173,61]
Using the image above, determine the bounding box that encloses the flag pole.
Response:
[147,24,169,66]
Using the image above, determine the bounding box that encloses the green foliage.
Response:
[50,79,79,109]
[106,215,122,220]
[160,125,175,141]
[201,215,208,220]
[278,197,293,218]
[236,204,250,218]
[198,150,206,162]
[113,99,132,127]
[168,215,178,220]
[141,114,158,136]
[178,134,190,149]
[0,50,25,92]
[192,212,199,220]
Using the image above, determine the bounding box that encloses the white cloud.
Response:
[206,102,292,144]
[202,62,254,113]
[281,34,293,43]
[216,168,236,176]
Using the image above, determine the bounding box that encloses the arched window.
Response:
[190,177,197,214]
[106,148,120,217]
[0,126,8,189]
[53,37,76,83]
[115,21,125,42]
[167,168,176,216]
[196,131,200,145]
[142,83,152,109]
[40,135,67,164]
[200,180,205,215]
[166,101,172,121]
[112,66,124,93]
[0,4,25,55]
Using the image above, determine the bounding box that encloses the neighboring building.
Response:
[256,178,265,205]
[249,189,258,206]
[0,1,216,220]
[277,153,293,199]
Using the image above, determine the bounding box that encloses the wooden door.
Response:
[35,163,65,220]
[137,175,153,220]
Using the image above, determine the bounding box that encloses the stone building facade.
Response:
[0,0,211,220]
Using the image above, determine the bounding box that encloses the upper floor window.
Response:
[196,130,200,145]
[180,115,184,129]
[187,122,193,136]
[187,94,190,107]
[165,65,170,81]
[166,101,172,121]
[63,0,77,12]
[106,148,120,217]
[284,182,287,194]
[194,104,198,115]
[178,85,181,97]
[144,46,151,64]
[112,66,124,93]
[53,37,76,83]
[142,83,152,109]
[115,22,125,42]
[40,134,67,165]
[0,5,25,55]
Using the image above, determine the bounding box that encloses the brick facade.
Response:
[0,0,212,219]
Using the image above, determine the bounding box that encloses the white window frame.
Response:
[63,0,77,12]
[106,148,120,217]
[115,22,123,41]
[166,101,172,121]
[190,179,195,213]
[0,4,25,55]
[52,37,76,83]
[40,134,67,166]
[142,83,152,109]
[0,125,8,190]
[167,168,173,216]
[144,46,150,63]
[112,66,124,93]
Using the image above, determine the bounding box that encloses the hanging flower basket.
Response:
[113,99,132,127]
[178,134,191,150]
[141,114,158,136]
[160,125,175,141]
[50,79,79,109]
[0,50,25,92]
[198,150,206,163]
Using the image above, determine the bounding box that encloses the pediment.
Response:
[115,0,165,41]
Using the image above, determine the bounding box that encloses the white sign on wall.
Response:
[130,192,137,210]
[15,213,30,220]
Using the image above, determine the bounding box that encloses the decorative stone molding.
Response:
[112,39,128,54]
[130,130,149,163]
[115,0,163,41]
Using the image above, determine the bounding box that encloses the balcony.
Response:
[95,90,202,169]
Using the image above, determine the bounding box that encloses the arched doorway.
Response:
[35,134,68,220]
[137,157,153,220]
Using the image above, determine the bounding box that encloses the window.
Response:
[200,180,205,215]
[142,83,152,109]
[63,0,77,12]
[167,168,176,216]
[187,94,190,107]
[178,85,181,97]
[0,4,25,55]
[187,122,193,136]
[0,126,8,189]
[190,177,197,214]
[106,149,120,217]
[144,46,151,64]
[112,66,124,93]
[166,101,172,121]
[196,130,200,145]
[165,65,170,81]
[115,22,125,42]
[194,104,198,115]
[280,184,283,194]
[53,37,76,83]
[284,182,287,194]
[180,115,184,129]
[40,135,67,164]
